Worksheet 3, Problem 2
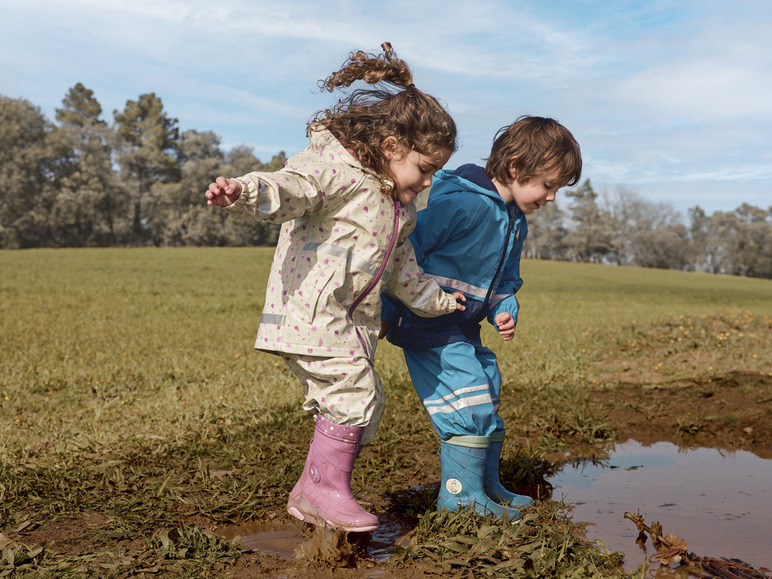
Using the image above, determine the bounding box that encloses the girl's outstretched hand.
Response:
[495,312,516,341]
[205,177,242,207]
[450,290,466,311]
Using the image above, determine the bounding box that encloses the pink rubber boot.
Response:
[287,415,378,532]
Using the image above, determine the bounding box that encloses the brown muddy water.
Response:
[548,440,772,572]
[218,440,771,574]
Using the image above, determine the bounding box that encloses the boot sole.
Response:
[287,499,378,533]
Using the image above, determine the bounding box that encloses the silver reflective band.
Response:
[306,242,379,277]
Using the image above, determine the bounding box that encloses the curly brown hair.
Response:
[309,43,457,196]
[485,116,582,188]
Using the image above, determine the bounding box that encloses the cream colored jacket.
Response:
[225,129,457,359]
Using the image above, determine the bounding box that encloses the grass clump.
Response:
[393,501,632,578]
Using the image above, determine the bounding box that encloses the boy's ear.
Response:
[380,136,402,161]
[507,157,519,182]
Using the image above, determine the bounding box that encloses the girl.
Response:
[205,43,465,533]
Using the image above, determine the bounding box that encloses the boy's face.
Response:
[501,168,562,213]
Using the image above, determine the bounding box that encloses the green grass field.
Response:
[1,248,771,577]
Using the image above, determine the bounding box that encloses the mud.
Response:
[219,369,772,578]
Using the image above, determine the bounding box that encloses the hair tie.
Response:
[405,83,415,90]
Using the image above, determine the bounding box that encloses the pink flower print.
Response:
[308,348,314,354]
[294,326,300,331]
[338,396,344,402]
[351,179,356,184]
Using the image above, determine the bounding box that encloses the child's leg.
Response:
[283,354,384,444]
[281,354,382,531]
[404,341,498,439]
[405,342,531,513]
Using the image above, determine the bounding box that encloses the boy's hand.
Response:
[450,290,466,311]
[205,177,242,207]
[495,312,516,341]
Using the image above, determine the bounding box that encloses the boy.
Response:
[381,116,582,520]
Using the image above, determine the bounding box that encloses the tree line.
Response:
[1,84,771,279]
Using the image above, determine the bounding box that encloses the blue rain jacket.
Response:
[382,164,527,349]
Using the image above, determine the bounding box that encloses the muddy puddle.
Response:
[218,515,409,565]
[548,440,772,572]
[216,441,771,574]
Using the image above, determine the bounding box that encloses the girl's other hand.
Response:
[205,177,242,206]
[450,290,466,311]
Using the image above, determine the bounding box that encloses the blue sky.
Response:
[3,0,771,216]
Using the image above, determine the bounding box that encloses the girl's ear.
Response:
[380,136,402,161]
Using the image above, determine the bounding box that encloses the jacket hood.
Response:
[433,164,505,205]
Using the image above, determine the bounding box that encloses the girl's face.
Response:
[382,137,451,205]
[496,168,563,213]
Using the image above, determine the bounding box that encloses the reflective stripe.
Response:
[260,313,284,325]
[411,281,444,310]
[446,435,490,448]
[305,242,379,277]
[426,274,488,299]
[423,384,493,416]
[490,293,511,307]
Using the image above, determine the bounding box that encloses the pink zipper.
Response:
[348,199,401,356]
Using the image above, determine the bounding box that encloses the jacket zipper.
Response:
[348,199,402,355]
[476,203,516,321]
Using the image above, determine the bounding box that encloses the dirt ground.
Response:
[219,366,772,578]
[10,344,770,577]
[9,371,769,578]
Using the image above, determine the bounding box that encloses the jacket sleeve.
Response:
[488,225,526,326]
[223,163,364,225]
[385,235,458,318]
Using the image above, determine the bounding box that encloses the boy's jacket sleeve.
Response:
[487,228,525,326]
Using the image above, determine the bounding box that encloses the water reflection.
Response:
[548,440,772,572]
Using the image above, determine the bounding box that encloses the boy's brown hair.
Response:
[485,116,582,187]
[310,43,457,196]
